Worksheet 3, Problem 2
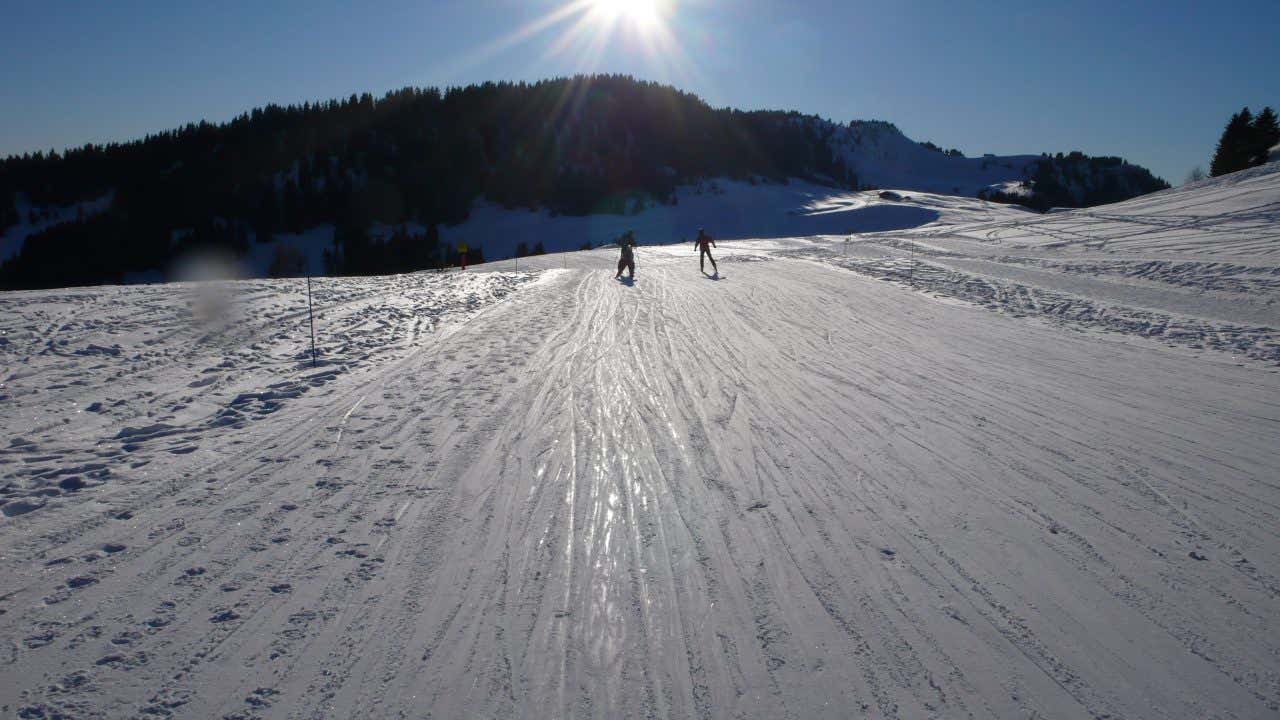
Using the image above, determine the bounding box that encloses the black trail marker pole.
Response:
[306,274,317,367]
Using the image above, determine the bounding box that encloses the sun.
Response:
[452,0,696,87]
[592,0,661,28]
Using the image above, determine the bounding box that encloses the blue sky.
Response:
[2,0,1277,183]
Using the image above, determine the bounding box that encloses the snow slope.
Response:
[0,167,1278,718]
[2,120,1165,286]
[432,178,943,264]
[0,179,945,283]
[191,179,945,281]
[796,161,1280,363]
[0,123,1144,284]
[830,120,1040,196]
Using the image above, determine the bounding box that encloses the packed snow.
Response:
[1,165,1278,718]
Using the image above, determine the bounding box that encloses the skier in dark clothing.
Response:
[615,231,637,279]
[695,228,717,275]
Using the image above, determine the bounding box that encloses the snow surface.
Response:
[792,161,1280,364]
[1,166,1278,718]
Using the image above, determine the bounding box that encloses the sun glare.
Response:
[593,0,661,28]
[449,0,700,92]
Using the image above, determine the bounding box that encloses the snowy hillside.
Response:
[0,76,1167,289]
[797,160,1280,364]
[0,144,1158,286]
[0,164,1277,718]
[3,179,960,282]
[829,120,1040,196]
[823,119,1170,210]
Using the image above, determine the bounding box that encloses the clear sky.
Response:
[2,0,1277,184]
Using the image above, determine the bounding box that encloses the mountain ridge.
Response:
[0,75,1168,289]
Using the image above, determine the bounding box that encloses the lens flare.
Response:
[593,0,661,27]
[433,0,704,95]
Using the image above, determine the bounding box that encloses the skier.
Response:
[457,241,469,271]
[615,230,637,280]
[694,228,717,275]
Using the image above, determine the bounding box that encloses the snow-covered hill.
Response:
[796,160,1280,363]
[824,119,1170,209]
[110,178,969,281]
[0,164,1277,718]
[0,121,1167,287]
[209,122,1168,282]
[830,119,1040,195]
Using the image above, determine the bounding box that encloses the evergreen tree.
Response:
[282,179,303,234]
[254,185,278,243]
[1250,107,1280,166]
[0,194,15,231]
[1209,108,1255,177]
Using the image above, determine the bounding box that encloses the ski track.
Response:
[2,177,1280,718]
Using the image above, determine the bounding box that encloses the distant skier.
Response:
[615,231,637,280]
[694,228,717,275]
[457,241,469,271]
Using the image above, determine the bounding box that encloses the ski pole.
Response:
[306,274,317,367]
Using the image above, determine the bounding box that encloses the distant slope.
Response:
[822,119,1169,210]
[0,75,1166,289]
[830,120,1040,195]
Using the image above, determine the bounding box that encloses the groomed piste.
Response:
[1,164,1278,718]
